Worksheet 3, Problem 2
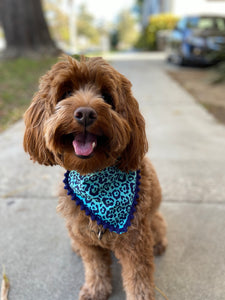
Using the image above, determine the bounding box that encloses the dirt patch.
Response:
[167,68,225,125]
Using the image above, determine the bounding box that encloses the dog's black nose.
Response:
[74,107,97,127]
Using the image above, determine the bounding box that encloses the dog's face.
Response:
[24,56,148,174]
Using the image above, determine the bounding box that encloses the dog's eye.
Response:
[102,92,114,109]
[60,90,73,101]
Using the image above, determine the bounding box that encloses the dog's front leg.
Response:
[78,243,112,300]
[115,230,155,300]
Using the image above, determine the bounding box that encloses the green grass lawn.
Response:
[0,57,57,132]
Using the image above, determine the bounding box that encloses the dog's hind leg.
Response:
[78,244,112,300]
[151,211,168,256]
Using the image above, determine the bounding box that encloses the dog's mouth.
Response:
[60,131,109,160]
[72,132,97,159]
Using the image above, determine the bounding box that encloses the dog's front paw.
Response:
[71,239,81,256]
[79,283,111,300]
[153,237,168,256]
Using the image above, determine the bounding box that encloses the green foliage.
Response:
[110,30,119,50]
[135,0,144,14]
[71,54,81,61]
[44,1,69,43]
[116,10,139,50]
[0,57,57,131]
[206,49,225,84]
[210,61,225,84]
[44,1,100,49]
[136,13,179,50]
[137,0,144,6]
[77,4,100,44]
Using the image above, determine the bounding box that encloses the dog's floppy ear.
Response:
[23,88,56,166]
[118,77,148,171]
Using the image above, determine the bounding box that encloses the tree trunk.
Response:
[0,0,60,58]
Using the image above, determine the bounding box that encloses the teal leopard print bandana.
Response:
[63,166,141,234]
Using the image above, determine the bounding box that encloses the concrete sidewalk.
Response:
[1,53,225,300]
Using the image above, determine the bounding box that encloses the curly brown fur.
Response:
[24,55,167,300]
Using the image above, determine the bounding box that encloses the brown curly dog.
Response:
[23,56,168,300]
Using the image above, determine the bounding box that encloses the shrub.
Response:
[136,13,179,50]
[207,50,225,84]
[210,61,225,84]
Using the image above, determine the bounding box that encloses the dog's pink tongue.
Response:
[73,133,97,156]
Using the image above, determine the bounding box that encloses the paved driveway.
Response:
[0,53,225,300]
